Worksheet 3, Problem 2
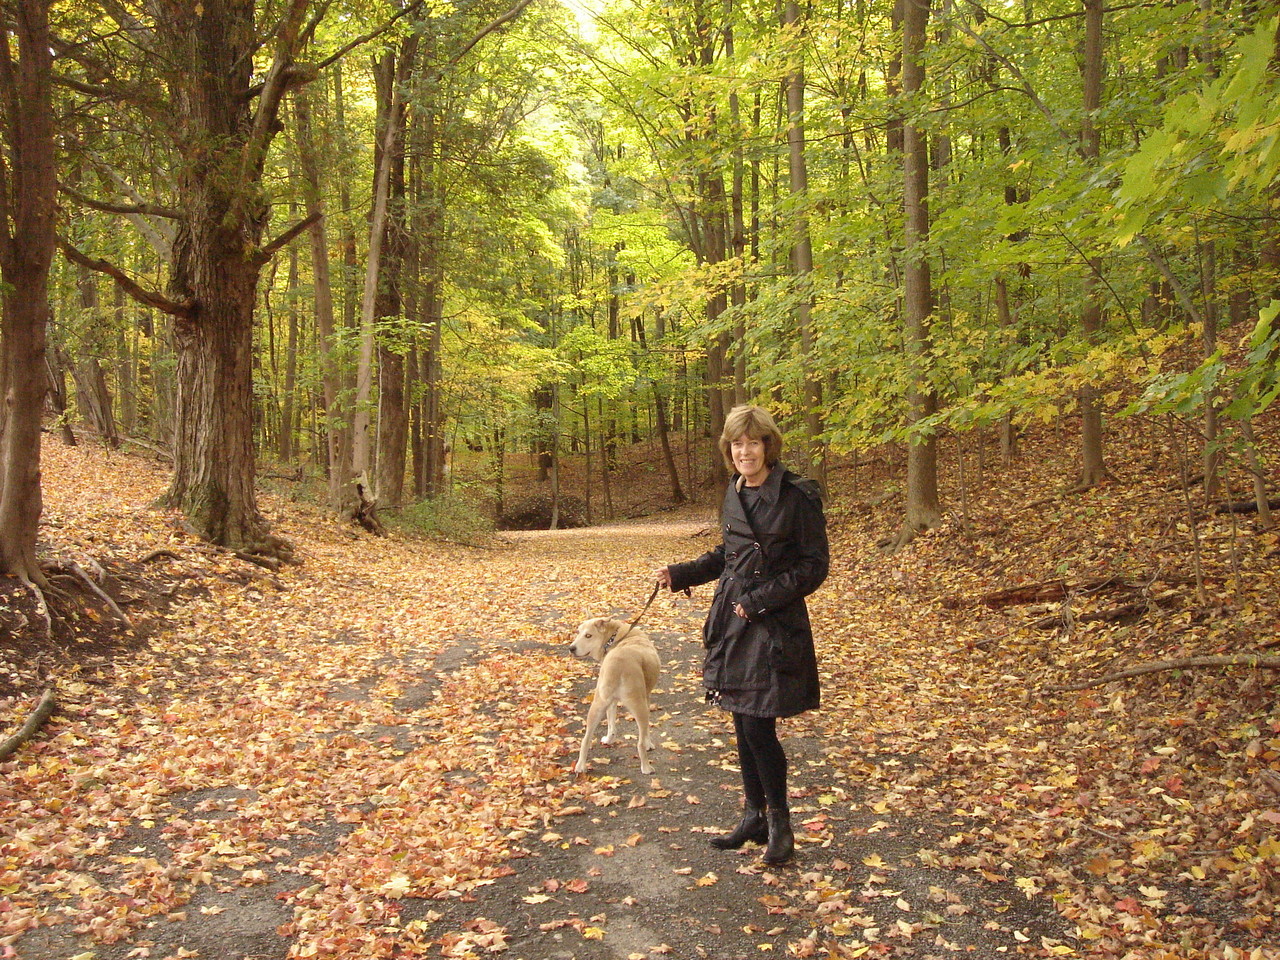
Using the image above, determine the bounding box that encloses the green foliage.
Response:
[392,487,496,544]
[1125,302,1280,421]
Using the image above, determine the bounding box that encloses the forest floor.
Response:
[2,424,1279,960]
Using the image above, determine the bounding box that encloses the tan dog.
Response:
[569,618,660,774]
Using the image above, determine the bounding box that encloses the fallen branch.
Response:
[1211,497,1280,516]
[1045,654,1280,692]
[1029,591,1181,630]
[982,576,1127,609]
[0,688,57,762]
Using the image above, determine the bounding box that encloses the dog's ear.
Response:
[591,617,607,634]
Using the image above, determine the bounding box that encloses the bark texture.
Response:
[0,0,56,583]
[158,0,310,558]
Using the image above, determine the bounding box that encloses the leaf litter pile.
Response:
[2,431,1278,960]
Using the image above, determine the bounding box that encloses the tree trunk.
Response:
[0,0,56,584]
[1198,234,1222,501]
[417,102,448,498]
[116,284,137,434]
[294,89,351,511]
[278,223,300,463]
[157,0,311,559]
[782,0,824,478]
[894,0,942,549]
[644,309,685,504]
[1076,0,1108,489]
[724,2,749,405]
[372,46,413,511]
[994,276,1019,462]
[45,344,77,446]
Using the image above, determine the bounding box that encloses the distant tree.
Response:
[1074,0,1109,490]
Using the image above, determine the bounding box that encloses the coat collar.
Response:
[733,462,786,504]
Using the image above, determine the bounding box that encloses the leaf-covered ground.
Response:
[2,428,1278,960]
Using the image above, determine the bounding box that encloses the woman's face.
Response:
[731,434,770,486]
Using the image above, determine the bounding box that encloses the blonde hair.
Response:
[718,404,783,471]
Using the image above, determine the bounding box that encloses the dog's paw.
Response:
[600,734,615,745]
[573,761,587,773]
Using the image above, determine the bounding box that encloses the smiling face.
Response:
[731,434,770,487]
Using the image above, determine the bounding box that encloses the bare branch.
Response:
[254,211,323,265]
[58,239,194,318]
[58,182,182,219]
[448,0,539,66]
[311,1,425,74]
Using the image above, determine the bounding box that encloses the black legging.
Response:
[733,713,788,813]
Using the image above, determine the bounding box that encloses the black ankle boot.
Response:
[762,809,794,864]
[709,808,769,850]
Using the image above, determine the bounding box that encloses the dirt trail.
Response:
[10,509,1065,960]
[418,522,1067,960]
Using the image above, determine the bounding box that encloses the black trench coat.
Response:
[667,465,828,718]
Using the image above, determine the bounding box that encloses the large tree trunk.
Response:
[0,0,56,584]
[894,0,942,549]
[159,0,310,559]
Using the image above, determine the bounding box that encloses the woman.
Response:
[657,404,828,864]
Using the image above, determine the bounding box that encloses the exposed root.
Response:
[0,687,57,762]
[43,560,133,628]
[17,573,52,639]
[140,548,182,564]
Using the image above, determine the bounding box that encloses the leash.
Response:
[602,581,688,654]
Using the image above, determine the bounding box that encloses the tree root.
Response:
[1045,654,1280,692]
[43,560,133,628]
[17,573,52,639]
[0,687,57,762]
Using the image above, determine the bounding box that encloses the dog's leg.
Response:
[574,698,608,773]
[633,700,653,774]
[601,700,620,745]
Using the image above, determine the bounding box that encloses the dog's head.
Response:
[569,617,622,662]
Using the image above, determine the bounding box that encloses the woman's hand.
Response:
[734,602,749,619]
[655,567,673,590]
